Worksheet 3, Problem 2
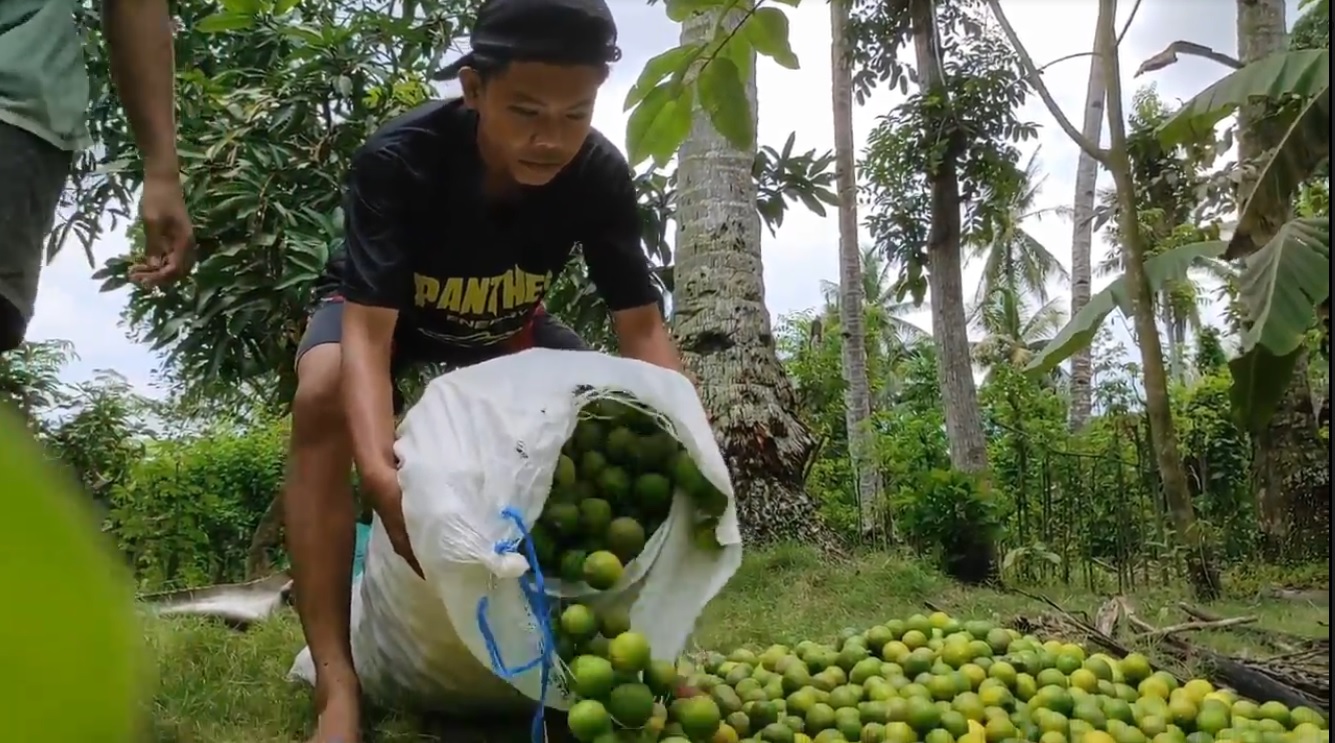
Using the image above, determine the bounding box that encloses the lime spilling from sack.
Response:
[527,393,728,591]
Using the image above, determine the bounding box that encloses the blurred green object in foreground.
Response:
[0,407,144,741]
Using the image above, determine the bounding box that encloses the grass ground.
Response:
[144,545,1329,742]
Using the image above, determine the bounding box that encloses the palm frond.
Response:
[1021,296,1068,344]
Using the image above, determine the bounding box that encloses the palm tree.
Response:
[819,247,929,350]
[830,0,881,532]
[817,246,929,407]
[971,287,1068,385]
[966,148,1070,315]
[1067,28,1108,431]
[673,5,834,546]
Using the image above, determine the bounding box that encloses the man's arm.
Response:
[612,305,681,372]
[342,304,400,492]
[583,160,683,373]
[102,0,178,177]
[339,148,414,489]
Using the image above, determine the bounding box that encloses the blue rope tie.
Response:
[475,505,557,743]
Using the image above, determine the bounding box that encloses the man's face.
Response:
[464,62,604,187]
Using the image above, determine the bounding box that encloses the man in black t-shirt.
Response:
[283,0,683,738]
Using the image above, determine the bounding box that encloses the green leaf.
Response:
[1229,86,1330,258]
[797,190,826,217]
[1025,240,1228,375]
[195,11,255,33]
[1157,49,1329,144]
[742,7,799,69]
[697,56,754,152]
[624,44,702,112]
[274,0,300,14]
[1228,347,1303,433]
[718,23,755,86]
[664,0,727,22]
[625,82,695,168]
[1234,216,1330,358]
[219,0,265,15]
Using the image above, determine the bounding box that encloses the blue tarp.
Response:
[352,522,372,580]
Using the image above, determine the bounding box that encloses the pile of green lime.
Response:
[524,394,728,592]
[552,599,745,743]
[551,608,1330,743]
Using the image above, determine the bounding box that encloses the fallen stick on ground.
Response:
[1134,615,1257,640]
[1178,602,1302,652]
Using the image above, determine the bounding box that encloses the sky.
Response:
[28,0,1292,395]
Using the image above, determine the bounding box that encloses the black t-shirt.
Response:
[320,99,658,357]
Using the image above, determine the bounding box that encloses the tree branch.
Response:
[1135,40,1245,77]
[1037,51,1093,75]
[1116,0,1144,46]
[985,0,1108,164]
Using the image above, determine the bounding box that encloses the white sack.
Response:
[290,349,743,713]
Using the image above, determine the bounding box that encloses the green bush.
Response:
[890,468,1003,584]
[107,418,288,590]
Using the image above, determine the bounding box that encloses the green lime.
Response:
[607,631,652,674]
[603,426,637,463]
[542,501,581,537]
[582,550,624,591]
[605,517,646,563]
[559,603,599,642]
[596,604,632,639]
[567,698,613,741]
[580,450,608,480]
[553,454,577,489]
[633,472,673,517]
[1,410,143,742]
[675,696,723,740]
[559,550,588,583]
[570,655,616,699]
[644,659,679,696]
[597,466,631,503]
[607,682,656,727]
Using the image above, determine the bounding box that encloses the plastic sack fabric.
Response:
[289,348,743,720]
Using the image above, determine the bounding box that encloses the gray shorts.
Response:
[295,298,589,410]
[0,122,74,352]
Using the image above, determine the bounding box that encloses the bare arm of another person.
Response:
[583,158,684,374]
[102,0,177,175]
[339,146,421,573]
[102,0,194,285]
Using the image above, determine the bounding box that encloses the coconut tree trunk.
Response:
[830,0,884,538]
[673,4,837,549]
[1097,0,1220,599]
[1068,29,1106,431]
[1235,0,1325,559]
[908,0,995,582]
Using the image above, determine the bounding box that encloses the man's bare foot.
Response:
[308,681,361,743]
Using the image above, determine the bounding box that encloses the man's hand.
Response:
[365,467,423,579]
[129,172,194,286]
